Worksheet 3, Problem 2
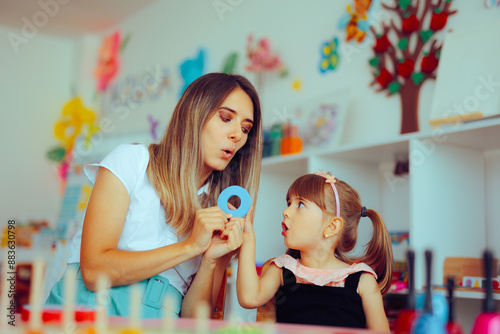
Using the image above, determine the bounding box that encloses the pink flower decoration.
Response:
[245,34,285,74]
[94,31,121,92]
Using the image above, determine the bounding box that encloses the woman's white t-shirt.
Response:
[68,144,202,296]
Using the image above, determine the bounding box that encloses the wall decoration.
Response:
[338,0,380,43]
[485,0,500,8]
[368,0,457,134]
[94,31,122,92]
[47,97,98,188]
[179,48,206,97]
[295,89,350,149]
[245,34,287,91]
[222,52,238,74]
[319,36,340,73]
[147,114,160,141]
[98,66,171,114]
[291,78,303,91]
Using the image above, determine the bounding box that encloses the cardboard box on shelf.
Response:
[443,257,498,286]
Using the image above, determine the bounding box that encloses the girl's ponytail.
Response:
[360,208,393,295]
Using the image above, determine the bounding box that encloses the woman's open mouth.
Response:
[221,148,234,159]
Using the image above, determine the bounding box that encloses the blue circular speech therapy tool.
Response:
[217,186,251,217]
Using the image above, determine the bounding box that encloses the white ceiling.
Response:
[0,0,159,37]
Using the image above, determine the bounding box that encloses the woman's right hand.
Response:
[187,207,232,254]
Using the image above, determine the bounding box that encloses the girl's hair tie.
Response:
[361,206,367,217]
[313,171,340,218]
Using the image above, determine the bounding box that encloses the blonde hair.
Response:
[147,73,262,236]
[286,173,393,295]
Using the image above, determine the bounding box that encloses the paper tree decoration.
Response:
[368,0,457,134]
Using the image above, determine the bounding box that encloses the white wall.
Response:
[0,25,75,228]
[1,0,499,324]
[2,0,497,230]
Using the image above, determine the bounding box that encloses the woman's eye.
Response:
[242,126,251,134]
[298,202,305,208]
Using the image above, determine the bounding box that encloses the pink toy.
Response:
[471,250,500,334]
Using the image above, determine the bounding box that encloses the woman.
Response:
[46,73,263,318]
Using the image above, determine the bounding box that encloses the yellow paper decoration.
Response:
[54,97,97,150]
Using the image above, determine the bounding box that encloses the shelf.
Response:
[261,117,500,169]
[433,286,500,301]
[387,287,500,301]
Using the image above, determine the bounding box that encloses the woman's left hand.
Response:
[204,207,253,261]
[204,217,243,261]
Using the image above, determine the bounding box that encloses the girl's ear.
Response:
[323,217,343,239]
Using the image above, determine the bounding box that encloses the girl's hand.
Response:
[187,207,231,254]
[204,216,244,262]
[242,207,255,242]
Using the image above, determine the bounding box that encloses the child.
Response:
[237,172,392,331]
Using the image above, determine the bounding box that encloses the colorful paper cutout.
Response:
[54,97,97,150]
[94,31,121,92]
[485,0,500,8]
[291,78,302,91]
[245,34,287,91]
[148,114,160,141]
[222,52,238,74]
[178,48,205,97]
[338,0,379,43]
[368,0,458,134]
[319,37,340,73]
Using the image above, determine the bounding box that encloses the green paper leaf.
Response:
[120,33,132,53]
[420,30,433,42]
[279,68,289,78]
[388,81,402,94]
[399,0,411,10]
[46,146,67,163]
[411,72,425,86]
[397,38,409,51]
[222,52,238,74]
[369,56,380,68]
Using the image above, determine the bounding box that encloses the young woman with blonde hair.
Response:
[47,73,263,319]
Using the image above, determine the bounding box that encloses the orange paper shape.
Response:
[95,31,121,92]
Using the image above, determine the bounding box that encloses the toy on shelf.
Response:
[393,249,418,333]
[446,277,463,334]
[412,250,447,334]
[471,249,500,334]
[443,257,498,286]
[280,121,302,155]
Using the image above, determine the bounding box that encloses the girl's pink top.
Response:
[271,254,377,287]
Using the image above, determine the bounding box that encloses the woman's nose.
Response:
[229,127,243,142]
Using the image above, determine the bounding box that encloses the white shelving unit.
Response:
[253,117,500,290]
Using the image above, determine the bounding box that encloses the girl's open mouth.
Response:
[281,222,289,236]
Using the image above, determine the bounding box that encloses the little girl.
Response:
[237,172,393,331]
